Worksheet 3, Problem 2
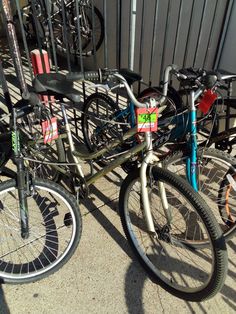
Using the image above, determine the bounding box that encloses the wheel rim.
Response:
[166,152,236,239]
[124,178,215,293]
[0,182,78,281]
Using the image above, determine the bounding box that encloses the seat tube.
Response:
[61,104,84,178]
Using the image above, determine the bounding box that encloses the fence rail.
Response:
[0,0,234,108]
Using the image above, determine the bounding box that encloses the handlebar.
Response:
[66,65,180,109]
[171,67,222,90]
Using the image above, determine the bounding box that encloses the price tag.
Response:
[41,117,58,144]
[198,89,217,114]
[136,107,158,132]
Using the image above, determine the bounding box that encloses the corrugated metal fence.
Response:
[0,0,234,103]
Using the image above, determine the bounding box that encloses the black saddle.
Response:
[33,73,81,103]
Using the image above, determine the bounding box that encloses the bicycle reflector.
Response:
[136,107,158,132]
[198,89,217,114]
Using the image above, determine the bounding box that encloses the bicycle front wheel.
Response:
[0,179,82,284]
[163,147,236,241]
[119,167,228,301]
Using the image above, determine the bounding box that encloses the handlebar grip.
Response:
[66,72,85,81]
[66,71,101,82]
[67,69,119,83]
[22,91,41,106]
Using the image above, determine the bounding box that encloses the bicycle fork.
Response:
[12,108,29,239]
[140,131,172,234]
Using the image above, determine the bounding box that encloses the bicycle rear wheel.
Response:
[163,147,236,241]
[119,167,228,301]
[53,4,104,57]
[82,93,131,164]
[18,112,66,182]
[0,178,82,284]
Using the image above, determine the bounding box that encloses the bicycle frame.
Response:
[28,99,169,234]
[94,88,202,192]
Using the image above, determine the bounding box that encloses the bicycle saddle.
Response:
[33,73,81,103]
[217,69,236,81]
[119,68,142,85]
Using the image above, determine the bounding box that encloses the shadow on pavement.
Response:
[124,239,236,314]
[0,286,10,314]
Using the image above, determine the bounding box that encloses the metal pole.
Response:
[14,0,34,81]
[214,0,234,69]
[45,0,58,72]
[1,0,28,96]
[103,0,108,67]
[61,0,72,72]
[149,0,160,84]
[128,0,137,70]
[0,58,12,112]
[91,0,97,68]
[116,0,121,69]
[75,0,84,73]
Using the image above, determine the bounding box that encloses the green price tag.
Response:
[138,113,157,123]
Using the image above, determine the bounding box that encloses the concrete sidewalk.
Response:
[0,41,235,314]
[0,167,235,314]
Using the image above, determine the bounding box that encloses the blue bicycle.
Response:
[81,66,236,242]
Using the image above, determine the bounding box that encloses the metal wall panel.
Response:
[88,0,229,87]
[0,0,231,88]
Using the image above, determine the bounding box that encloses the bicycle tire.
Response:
[53,5,104,57]
[24,136,66,182]
[202,126,236,154]
[0,178,82,284]
[82,92,129,165]
[163,147,236,242]
[119,166,228,301]
[19,113,66,182]
[138,85,184,117]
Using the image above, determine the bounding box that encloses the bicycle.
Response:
[31,66,229,301]
[0,0,84,284]
[141,67,236,155]
[0,94,83,284]
[14,0,104,57]
[0,2,228,299]
[80,66,236,242]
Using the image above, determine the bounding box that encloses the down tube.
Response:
[189,109,198,191]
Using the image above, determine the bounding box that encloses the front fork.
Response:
[12,108,29,239]
[140,131,171,234]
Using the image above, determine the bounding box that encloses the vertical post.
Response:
[75,0,84,73]
[14,0,34,81]
[214,0,234,69]
[1,0,28,96]
[149,0,160,85]
[116,0,121,69]
[91,0,97,68]
[61,0,71,72]
[0,58,12,112]
[45,0,58,72]
[103,0,108,67]
[31,0,47,73]
[128,0,137,70]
